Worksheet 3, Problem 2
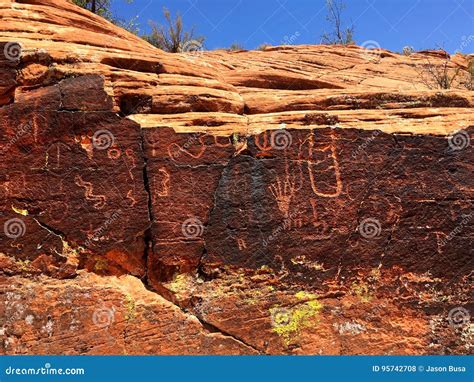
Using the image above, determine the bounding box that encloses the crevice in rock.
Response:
[196,157,233,280]
[143,280,261,353]
[138,129,154,285]
[194,315,261,353]
[128,142,261,351]
[32,217,66,239]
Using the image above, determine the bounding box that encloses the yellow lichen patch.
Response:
[295,291,318,300]
[12,206,28,216]
[290,255,325,271]
[94,258,108,272]
[124,294,136,321]
[164,273,197,300]
[352,281,372,302]
[61,239,83,266]
[15,259,31,271]
[270,293,323,346]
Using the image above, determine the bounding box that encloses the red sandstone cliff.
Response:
[0,0,472,355]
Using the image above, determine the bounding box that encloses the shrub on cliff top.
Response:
[143,8,205,53]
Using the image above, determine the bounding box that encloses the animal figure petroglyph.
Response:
[74,175,106,209]
[156,168,171,197]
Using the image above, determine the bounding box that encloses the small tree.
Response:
[321,0,355,45]
[463,58,474,90]
[73,0,112,17]
[144,8,204,53]
[417,50,464,90]
[73,0,138,34]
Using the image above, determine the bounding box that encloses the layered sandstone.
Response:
[0,0,472,355]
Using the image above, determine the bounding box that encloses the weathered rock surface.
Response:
[0,0,472,355]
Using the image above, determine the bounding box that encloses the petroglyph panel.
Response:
[0,76,149,277]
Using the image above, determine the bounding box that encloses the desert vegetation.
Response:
[321,0,355,45]
[143,8,205,53]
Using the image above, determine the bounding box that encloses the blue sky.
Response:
[112,0,474,53]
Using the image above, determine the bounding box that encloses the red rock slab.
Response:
[0,74,150,278]
[0,272,257,354]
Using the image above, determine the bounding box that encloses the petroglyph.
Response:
[107,147,121,160]
[237,238,247,251]
[305,198,331,240]
[154,168,171,198]
[254,131,272,153]
[304,130,343,198]
[168,135,206,160]
[124,149,137,182]
[74,175,106,209]
[126,189,138,207]
[269,161,303,218]
[45,142,70,170]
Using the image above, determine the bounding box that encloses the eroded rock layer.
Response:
[0,0,472,355]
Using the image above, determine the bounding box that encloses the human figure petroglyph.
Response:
[303,130,343,198]
[237,238,247,251]
[74,175,106,209]
[124,149,136,182]
[268,160,303,218]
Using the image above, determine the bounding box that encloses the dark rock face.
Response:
[142,126,473,286]
[1,75,150,278]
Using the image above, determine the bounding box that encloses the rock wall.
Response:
[0,0,472,355]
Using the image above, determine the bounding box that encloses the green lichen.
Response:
[270,292,323,346]
[232,132,240,146]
